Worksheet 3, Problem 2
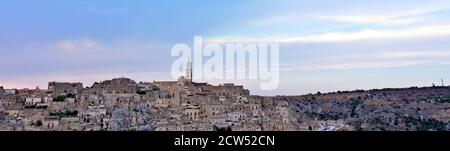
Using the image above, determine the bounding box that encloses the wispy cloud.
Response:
[282,49,450,71]
[313,6,449,26]
[314,15,419,26]
[55,38,102,51]
[290,60,428,70]
[245,4,449,28]
[52,38,169,57]
[208,25,450,43]
[382,50,450,58]
[248,15,296,27]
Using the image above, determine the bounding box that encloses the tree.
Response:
[36,120,43,127]
[134,103,156,131]
[66,93,76,98]
[53,95,66,102]
[110,104,156,131]
[111,108,132,131]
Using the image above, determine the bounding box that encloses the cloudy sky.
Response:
[1,0,450,95]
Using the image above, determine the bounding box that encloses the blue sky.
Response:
[1,0,450,95]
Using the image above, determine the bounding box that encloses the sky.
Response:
[1,0,450,95]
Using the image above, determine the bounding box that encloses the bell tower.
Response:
[185,57,193,82]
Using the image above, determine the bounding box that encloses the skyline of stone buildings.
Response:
[1,60,450,131]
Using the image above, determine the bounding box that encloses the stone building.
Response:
[3,89,17,95]
[4,103,22,117]
[0,86,4,94]
[137,82,158,92]
[48,82,83,96]
[90,78,137,95]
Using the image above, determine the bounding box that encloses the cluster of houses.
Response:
[1,61,450,131]
[0,61,298,131]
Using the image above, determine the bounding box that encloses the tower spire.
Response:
[442,78,445,87]
[185,57,193,82]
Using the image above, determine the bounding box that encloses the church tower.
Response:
[185,57,193,82]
